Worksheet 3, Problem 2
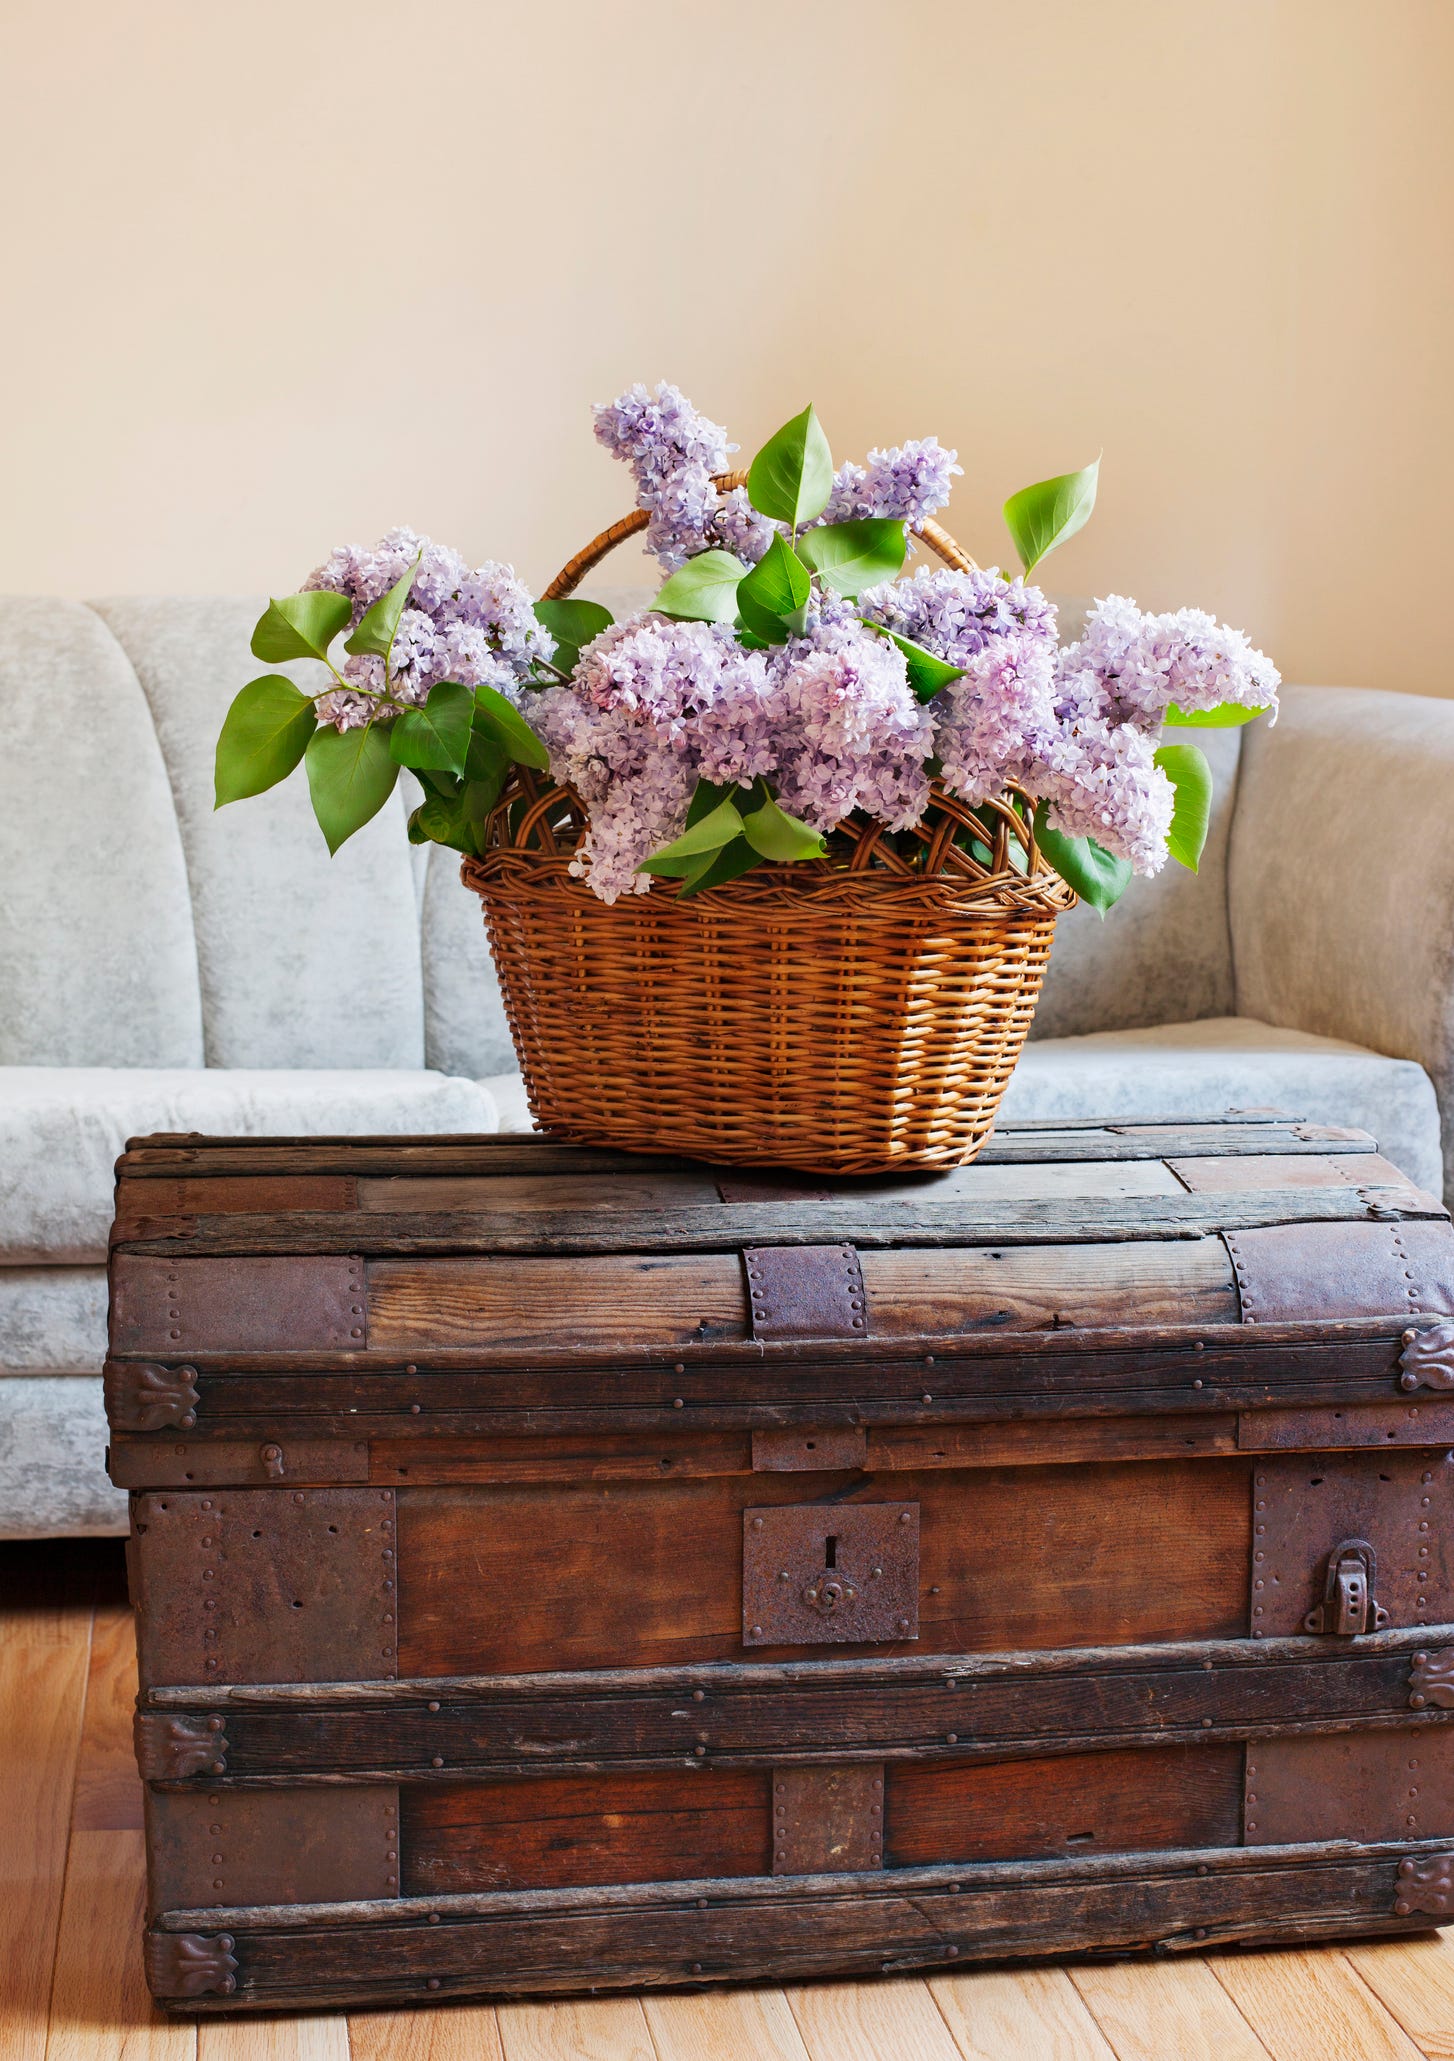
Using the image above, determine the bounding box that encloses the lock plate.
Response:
[742,1501,919,1647]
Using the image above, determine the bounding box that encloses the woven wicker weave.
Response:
[462,477,1075,1173]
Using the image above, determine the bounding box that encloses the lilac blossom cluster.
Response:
[823,437,963,531]
[539,569,1279,899]
[303,527,553,730]
[592,382,777,572]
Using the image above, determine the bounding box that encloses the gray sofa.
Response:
[4,593,1453,1537]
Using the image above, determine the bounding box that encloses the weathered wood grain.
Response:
[146,1843,1431,2010]
[118,1186,1441,1259]
[887,1745,1243,1866]
[405,1769,771,1894]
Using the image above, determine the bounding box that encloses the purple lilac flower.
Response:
[860,565,1058,664]
[823,436,962,530]
[1034,716,1176,874]
[1064,595,1281,730]
[302,526,553,729]
[708,485,778,566]
[764,618,933,834]
[593,381,732,486]
[934,630,1059,807]
[532,614,772,902]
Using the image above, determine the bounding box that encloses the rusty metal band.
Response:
[743,1243,868,1342]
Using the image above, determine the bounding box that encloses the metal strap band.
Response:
[743,1243,868,1341]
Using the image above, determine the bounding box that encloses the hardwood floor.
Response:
[8,1539,1454,2061]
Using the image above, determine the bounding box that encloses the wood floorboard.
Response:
[1,1542,97,2061]
[1348,1933,1454,2061]
[643,1988,812,2061]
[929,1967,1118,2059]
[6,1542,1454,2061]
[786,1977,964,2061]
[1212,1947,1425,2061]
[1069,1959,1273,2060]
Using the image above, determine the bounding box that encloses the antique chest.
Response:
[106,1115,1454,2013]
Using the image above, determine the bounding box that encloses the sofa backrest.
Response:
[1030,723,1243,1040]
[0,597,518,1076]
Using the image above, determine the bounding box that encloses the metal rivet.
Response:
[693,1689,705,1702]
[427,1978,440,1990]
[673,1398,684,1410]
[946,1733,958,1744]
[429,1912,440,1924]
[921,1394,933,1405]
[432,1756,443,1768]
[694,1745,706,1756]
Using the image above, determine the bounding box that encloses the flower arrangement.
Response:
[216,384,1279,917]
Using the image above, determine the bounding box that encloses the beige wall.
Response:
[3,0,1450,694]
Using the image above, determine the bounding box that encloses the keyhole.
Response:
[825,1534,838,1569]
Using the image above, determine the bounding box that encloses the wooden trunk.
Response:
[106,1116,1454,2011]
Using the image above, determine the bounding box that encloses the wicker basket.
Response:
[462,477,1075,1173]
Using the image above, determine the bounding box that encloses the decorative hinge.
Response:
[1395,1853,1454,1918]
[1304,1538,1389,1636]
[1401,1322,1454,1392]
[1409,1650,1454,1710]
[104,1360,200,1432]
[134,1711,230,1779]
[144,1931,239,1999]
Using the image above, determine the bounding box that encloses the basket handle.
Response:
[542,468,979,601]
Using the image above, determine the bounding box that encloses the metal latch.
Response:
[742,1501,919,1646]
[1304,1538,1389,1635]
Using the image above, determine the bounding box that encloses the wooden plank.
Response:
[369,1431,753,1487]
[1,1561,92,2061]
[1069,1960,1272,2060]
[643,1988,811,2061]
[349,2000,504,2061]
[118,1185,1440,1259]
[495,1997,654,2061]
[786,1978,963,2061]
[44,1828,195,2061]
[1171,1153,1418,1196]
[928,1967,1117,2060]
[71,1605,143,1832]
[1212,1947,1424,2060]
[1347,1931,1454,2061]
[370,1255,745,1352]
[395,1460,1247,1674]
[867,1414,1240,1470]
[114,1120,1374,1182]
[404,1770,771,1894]
[887,1746,1244,1867]
[364,1242,1239,1357]
[359,1173,723,1213]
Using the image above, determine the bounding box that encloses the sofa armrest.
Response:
[1228,684,1454,1195]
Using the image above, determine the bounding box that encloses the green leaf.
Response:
[735,589,791,645]
[685,778,735,829]
[1153,741,1214,872]
[464,722,510,784]
[214,674,317,806]
[741,789,827,863]
[738,533,811,623]
[407,766,505,856]
[533,596,613,673]
[345,559,419,660]
[674,834,764,898]
[1163,701,1270,728]
[747,404,834,527]
[653,549,747,624]
[250,591,352,666]
[637,797,745,876]
[1003,459,1099,577]
[471,684,550,770]
[797,518,907,597]
[388,680,474,776]
[304,722,400,854]
[1033,801,1133,914]
[861,621,966,702]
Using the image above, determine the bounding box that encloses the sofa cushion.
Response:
[92,598,430,1072]
[0,1375,123,1538]
[0,1068,501,1265]
[0,1267,109,1372]
[998,1017,1442,1195]
[0,598,204,1067]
